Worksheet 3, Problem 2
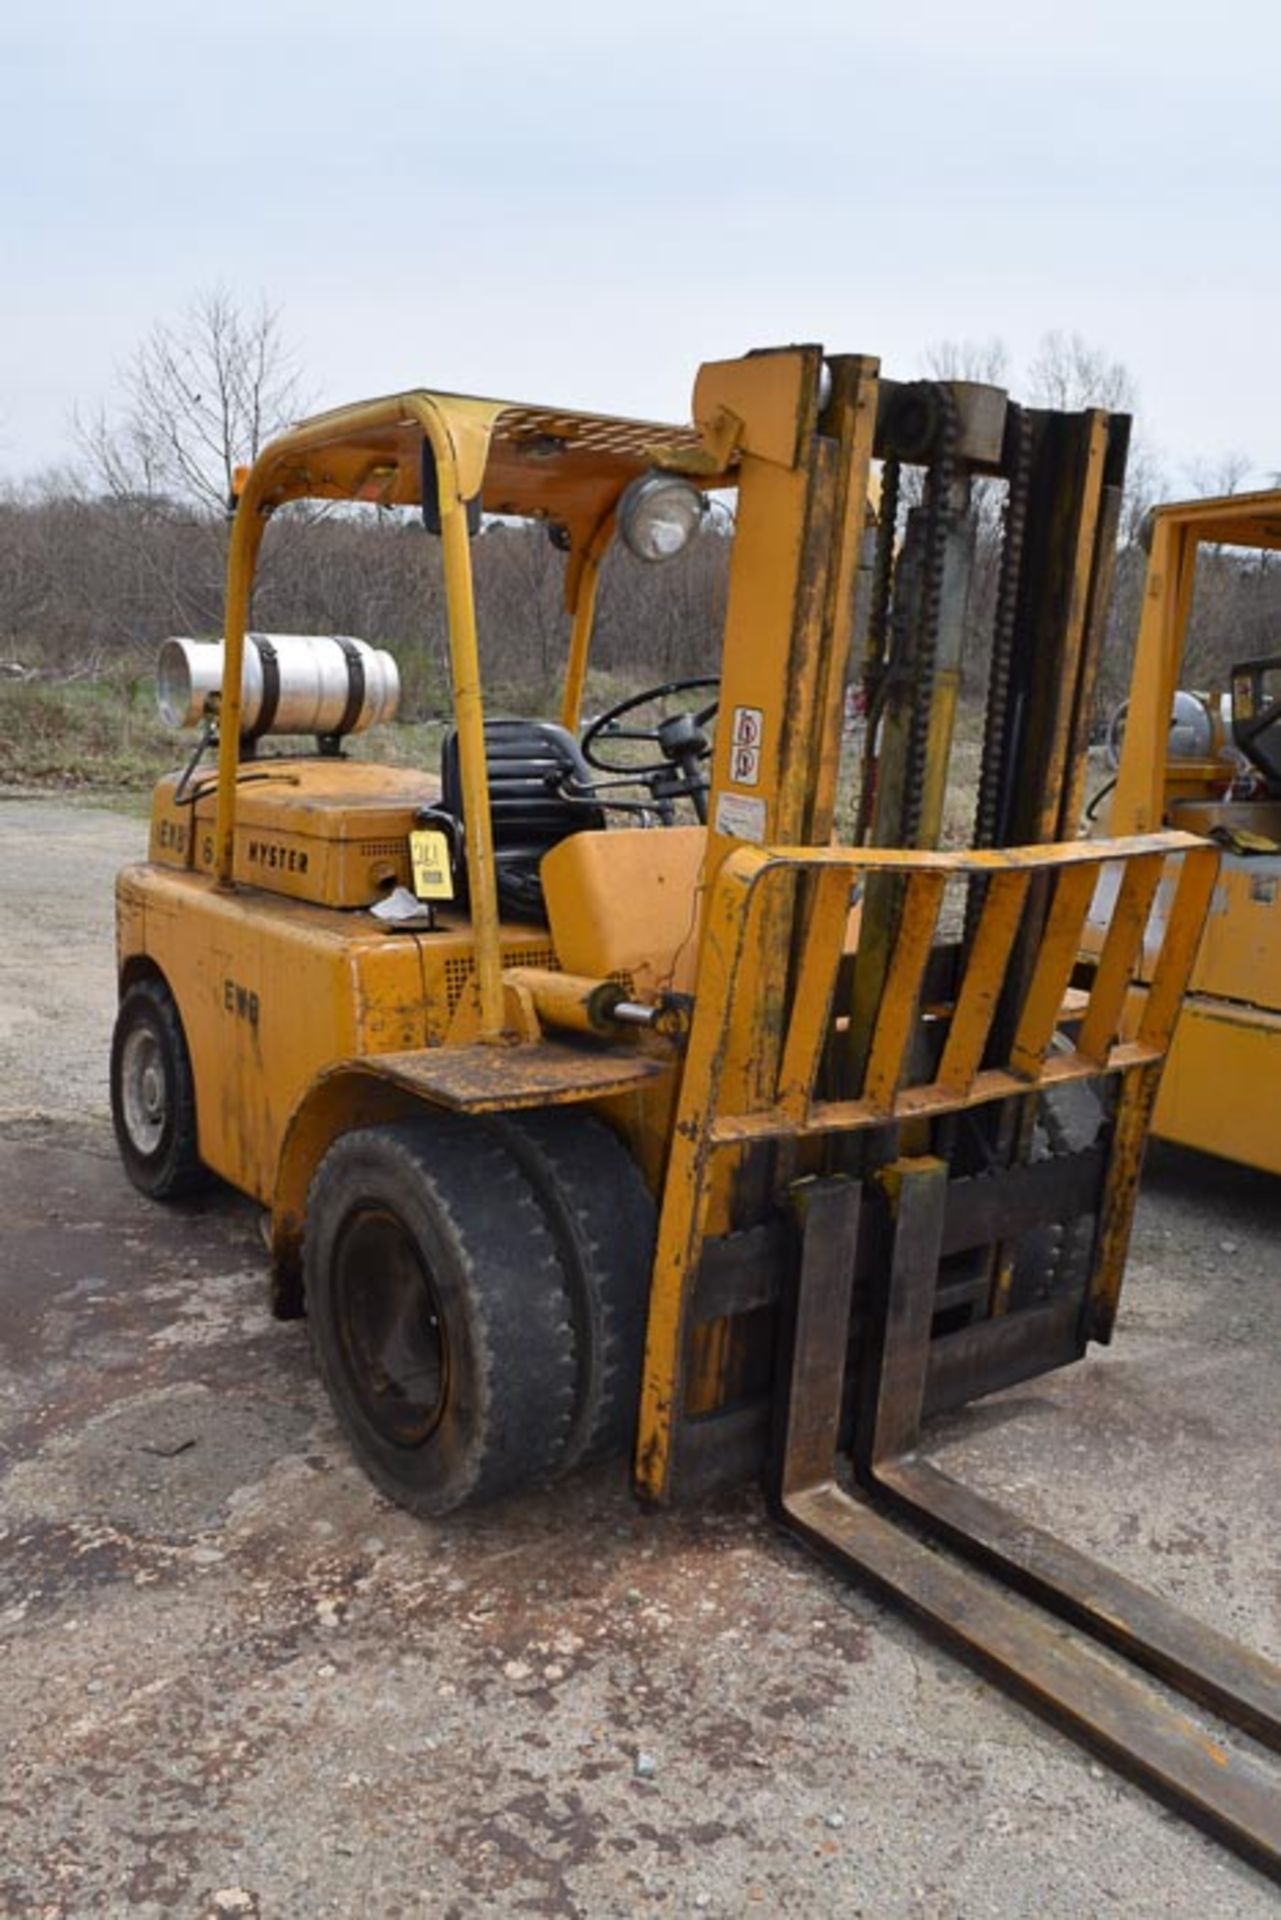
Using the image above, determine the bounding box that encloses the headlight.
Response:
[617,472,707,563]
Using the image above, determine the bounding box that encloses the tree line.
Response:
[0,486,732,714]
[1,295,1273,720]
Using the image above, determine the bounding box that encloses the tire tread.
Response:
[495,1110,655,1470]
[109,975,205,1200]
[303,1115,578,1515]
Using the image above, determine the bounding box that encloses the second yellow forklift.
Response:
[1094,489,1281,1174]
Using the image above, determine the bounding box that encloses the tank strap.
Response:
[247,634,281,739]
[332,636,367,736]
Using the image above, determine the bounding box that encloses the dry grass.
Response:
[0,674,995,847]
[0,678,175,793]
[0,668,650,806]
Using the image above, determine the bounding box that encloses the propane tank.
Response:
[156,633,400,739]
[1107,688,1237,772]
[1166,688,1233,760]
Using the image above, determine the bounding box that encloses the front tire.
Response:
[110,976,205,1200]
[492,1109,655,1472]
[303,1117,578,1515]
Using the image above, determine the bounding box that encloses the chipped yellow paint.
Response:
[1101,489,1281,1169]
[935,871,1031,1094]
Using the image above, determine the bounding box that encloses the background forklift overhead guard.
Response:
[1091,489,1281,1176]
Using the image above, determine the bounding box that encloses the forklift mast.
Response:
[637,345,1151,1501]
[621,352,1276,1876]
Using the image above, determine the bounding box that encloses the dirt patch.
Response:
[0,799,1278,1917]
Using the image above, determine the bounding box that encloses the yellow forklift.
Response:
[111,348,1280,1875]
[1096,490,1281,1174]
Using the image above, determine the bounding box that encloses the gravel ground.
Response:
[0,795,1277,1919]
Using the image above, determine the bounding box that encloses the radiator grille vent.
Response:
[443,946,559,1014]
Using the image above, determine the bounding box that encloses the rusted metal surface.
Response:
[1077,853,1165,1063]
[687,1148,1105,1351]
[935,869,1031,1092]
[920,1295,1083,1415]
[867,1158,946,1466]
[1059,418,1130,838]
[804,355,882,847]
[876,1458,1281,1753]
[765,1141,1281,1882]
[689,1221,791,1323]
[708,1043,1151,1145]
[774,867,854,1118]
[771,1177,862,1503]
[670,1402,774,1501]
[938,1147,1104,1255]
[1033,413,1109,845]
[763,1146,1281,1880]
[784,1482,1281,1881]
[1088,1060,1162,1343]
[357,1038,673,1112]
[860,873,946,1113]
[637,830,1216,1507]
[1008,863,1099,1078]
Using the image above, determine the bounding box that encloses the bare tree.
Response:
[80,289,307,511]
[1023,345,1271,706]
[1027,330,1136,413]
[1023,338,1158,707]
[917,333,1161,708]
[1184,450,1252,500]
[923,337,1011,386]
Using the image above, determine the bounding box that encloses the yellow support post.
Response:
[213,482,268,888]
[559,554,602,735]
[436,472,505,1042]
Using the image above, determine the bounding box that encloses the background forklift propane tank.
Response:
[110,348,1279,1877]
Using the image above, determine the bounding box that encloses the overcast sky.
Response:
[2,0,1278,491]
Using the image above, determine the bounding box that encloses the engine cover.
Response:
[148,758,441,908]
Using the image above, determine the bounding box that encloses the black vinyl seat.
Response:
[440,717,606,923]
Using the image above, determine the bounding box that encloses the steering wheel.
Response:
[580,676,719,823]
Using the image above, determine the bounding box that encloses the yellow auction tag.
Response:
[409,829,454,902]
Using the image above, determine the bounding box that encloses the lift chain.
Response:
[972,402,1031,852]
[902,383,959,848]
[853,453,902,845]
[865,453,901,703]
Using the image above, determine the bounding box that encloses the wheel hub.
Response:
[120,1025,167,1155]
[332,1207,447,1448]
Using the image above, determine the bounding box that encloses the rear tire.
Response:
[303,1116,578,1515]
[110,976,206,1200]
[493,1109,656,1471]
